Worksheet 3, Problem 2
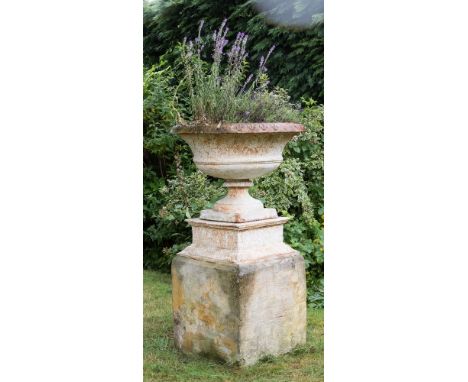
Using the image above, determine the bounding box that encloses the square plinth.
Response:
[200,207,278,223]
[171,252,307,366]
[181,217,294,262]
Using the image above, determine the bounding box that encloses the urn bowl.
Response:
[173,123,305,180]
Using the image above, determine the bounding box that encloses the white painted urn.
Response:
[173,122,304,223]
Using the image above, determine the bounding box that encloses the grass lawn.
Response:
[144,270,324,382]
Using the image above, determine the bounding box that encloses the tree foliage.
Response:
[144,0,324,103]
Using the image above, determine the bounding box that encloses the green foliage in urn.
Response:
[178,20,300,124]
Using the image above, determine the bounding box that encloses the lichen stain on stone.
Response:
[220,336,238,354]
[181,331,200,353]
[172,253,306,366]
[181,331,232,361]
[238,267,257,310]
[194,301,216,327]
[171,270,184,312]
[193,285,229,331]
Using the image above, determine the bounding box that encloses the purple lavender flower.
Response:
[239,73,253,94]
[242,34,248,48]
[186,40,194,58]
[219,18,227,35]
[212,19,229,62]
[213,19,227,40]
[198,19,205,39]
[239,34,248,61]
[258,44,276,73]
[222,26,229,40]
[259,55,265,70]
[194,36,205,55]
[227,31,249,71]
[198,43,205,55]
[265,44,276,61]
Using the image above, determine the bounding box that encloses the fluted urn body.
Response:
[174,122,304,179]
[173,122,304,223]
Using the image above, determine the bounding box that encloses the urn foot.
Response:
[200,180,278,223]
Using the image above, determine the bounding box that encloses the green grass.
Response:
[144,270,324,382]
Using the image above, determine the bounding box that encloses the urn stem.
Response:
[213,180,263,213]
[199,179,278,222]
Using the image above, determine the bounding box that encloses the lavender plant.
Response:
[179,19,300,125]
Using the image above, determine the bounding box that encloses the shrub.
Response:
[145,162,224,270]
[143,61,201,269]
[143,61,181,176]
[252,99,324,295]
[308,278,324,309]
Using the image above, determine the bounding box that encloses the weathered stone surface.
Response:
[173,123,304,180]
[172,252,306,366]
[174,123,304,223]
[170,122,308,366]
[181,218,293,262]
[200,181,278,223]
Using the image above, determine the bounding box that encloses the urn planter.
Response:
[173,122,304,223]
[171,122,307,366]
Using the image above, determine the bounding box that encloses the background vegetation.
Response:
[143,0,324,306]
[144,0,323,103]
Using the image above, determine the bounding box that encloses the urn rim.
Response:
[172,122,304,134]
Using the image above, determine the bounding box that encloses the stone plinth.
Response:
[171,122,307,366]
[172,218,307,366]
[181,217,293,262]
